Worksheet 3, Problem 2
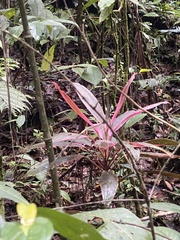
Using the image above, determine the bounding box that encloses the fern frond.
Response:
[0,81,30,115]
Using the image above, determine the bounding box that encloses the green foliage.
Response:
[40,44,55,71]
[0,217,54,240]
[38,207,105,240]
[125,113,147,129]
[56,63,103,86]
[0,1,179,239]
[140,0,179,65]
[0,81,30,115]
[75,205,180,240]
[149,202,180,214]
[1,0,76,45]
[0,56,29,118]
[26,154,84,177]
[0,57,19,81]
[33,129,43,140]
[75,208,151,240]
[0,199,179,240]
[98,0,115,22]
[0,202,106,240]
[0,181,29,204]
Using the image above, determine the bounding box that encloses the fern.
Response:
[0,81,30,115]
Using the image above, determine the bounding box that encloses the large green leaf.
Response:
[28,217,54,240]
[0,181,28,204]
[28,0,53,18]
[37,207,105,240]
[149,202,180,213]
[8,25,23,44]
[155,227,180,240]
[73,65,102,86]
[0,222,26,240]
[29,21,45,41]
[0,217,54,240]
[56,64,102,86]
[75,208,151,240]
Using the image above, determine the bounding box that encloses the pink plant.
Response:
[53,73,168,151]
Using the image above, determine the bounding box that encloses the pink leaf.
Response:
[93,140,115,149]
[111,73,137,122]
[129,141,171,156]
[111,110,136,133]
[73,83,106,123]
[110,101,168,137]
[54,82,93,126]
[53,82,103,136]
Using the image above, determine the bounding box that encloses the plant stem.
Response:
[0,153,5,218]
[17,0,61,206]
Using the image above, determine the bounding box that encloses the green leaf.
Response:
[37,207,105,240]
[56,64,102,86]
[8,25,23,44]
[29,21,45,41]
[72,65,102,86]
[0,222,26,240]
[155,227,180,240]
[60,190,71,202]
[0,15,9,30]
[97,58,108,67]
[28,217,54,240]
[99,4,114,23]
[0,215,6,228]
[0,217,54,240]
[148,202,180,213]
[83,0,99,10]
[125,113,147,128]
[146,138,179,147]
[98,0,115,11]
[41,45,55,71]
[16,115,25,128]
[9,25,23,37]
[0,181,29,204]
[4,8,16,19]
[41,19,67,29]
[28,0,53,18]
[75,208,151,240]
[72,67,84,76]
